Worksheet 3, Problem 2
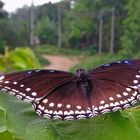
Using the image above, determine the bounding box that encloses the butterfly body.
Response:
[76,69,91,97]
[0,59,140,120]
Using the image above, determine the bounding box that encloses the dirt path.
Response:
[43,55,79,71]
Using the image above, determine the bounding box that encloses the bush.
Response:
[0,47,41,72]
[0,40,6,54]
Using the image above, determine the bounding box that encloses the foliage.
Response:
[120,0,140,57]
[35,52,50,66]
[0,0,127,52]
[0,40,5,54]
[36,2,57,22]
[63,0,98,48]
[0,18,30,48]
[0,0,8,18]
[36,17,57,44]
[63,0,126,51]
[35,44,97,56]
[0,47,41,72]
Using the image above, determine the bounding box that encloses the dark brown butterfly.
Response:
[0,59,140,120]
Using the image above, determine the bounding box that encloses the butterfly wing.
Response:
[1,60,140,120]
[0,69,93,120]
[0,69,76,102]
[32,80,93,120]
[88,59,140,115]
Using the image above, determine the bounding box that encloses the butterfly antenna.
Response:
[80,55,87,69]
[66,55,80,70]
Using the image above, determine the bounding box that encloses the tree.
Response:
[63,0,99,48]
[36,16,57,44]
[0,0,8,18]
[120,0,140,57]
[63,0,126,52]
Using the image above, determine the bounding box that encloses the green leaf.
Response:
[0,47,41,72]
[0,130,15,140]
[9,47,41,71]
[0,107,7,133]
[0,92,37,138]
[1,91,140,140]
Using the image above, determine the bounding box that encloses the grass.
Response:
[35,53,50,67]
[34,44,96,56]
[70,53,126,72]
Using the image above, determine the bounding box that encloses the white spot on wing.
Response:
[57,103,62,108]
[133,80,138,84]
[35,70,40,72]
[75,110,80,114]
[57,110,63,115]
[26,88,31,91]
[0,76,4,80]
[124,60,129,64]
[123,92,128,96]
[38,105,45,110]
[100,100,105,104]
[4,81,9,84]
[19,92,26,96]
[13,81,17,85]
[126,88,131,92]
[28,71,32,74]
[76,106,82,110]
[109,97,114,101]
[43,99,48,103]
[26,96,34,101]
[69,110,74,115]
[66,104,71,109]
[99,106,104,110]
[132,91,138,97]
[116,94,121,98]
[49,70,55,72]
[136,75,140,78]
[128,96,135,102]
[104,104,109,108]
[64,111,69,115]
[11,89,19,93]
[49,102,54,107]
[32,92,37,96]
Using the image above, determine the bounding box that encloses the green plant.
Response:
[0,47,41,72]
[0,40,6,54]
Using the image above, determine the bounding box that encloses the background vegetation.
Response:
[0,0,140,140]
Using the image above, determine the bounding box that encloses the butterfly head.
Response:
[76,69,87,82]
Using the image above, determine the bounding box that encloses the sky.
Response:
[2,0,61,12]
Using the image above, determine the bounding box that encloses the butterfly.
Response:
[0,59,140,120]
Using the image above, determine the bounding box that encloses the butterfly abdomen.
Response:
[76,69,91,97]
[81,82,91,97]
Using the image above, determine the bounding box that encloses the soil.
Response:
[43,55,79,71]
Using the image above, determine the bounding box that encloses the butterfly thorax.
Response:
[76,69,91,97]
